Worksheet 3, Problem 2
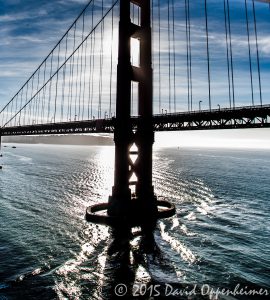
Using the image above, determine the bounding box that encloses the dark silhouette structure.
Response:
[108,0,156,225]
[85,0,174,229]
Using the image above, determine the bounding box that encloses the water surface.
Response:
[0,144,269,299]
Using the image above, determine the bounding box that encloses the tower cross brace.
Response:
[86,0,175,228]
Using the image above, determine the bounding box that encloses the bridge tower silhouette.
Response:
[86,0,175,229]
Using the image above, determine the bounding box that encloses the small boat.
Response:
[12,146,16,149]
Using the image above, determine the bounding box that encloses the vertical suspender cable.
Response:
[223,0,232,109]
[33,80,36,124]
[42,60,47,123]
[48,52,54,122]
[75,33,80,120]
[15,95,18,126]
[29,78,34,124]
[21,85,25,125]
[25,80,29,125]
[167,0,171,113]
[109,0,114,117]
[91,2,96,119]
[36,68,41,123]
[187,0,193,110]
[78,12,85,120]
[24,77,29,124]
[226,0,235,108]
[77,24,83,121]
[67,31,73,121]
[61,33,68,122]
[22,88,26,125]
[5,104,9,126]
[89,4,94,119]
[70,23,77,121]
[34,74,37,124]
[252,0,262,106]
[13,95,17,126]
[19,89,23,125]
[98,0,104,119]
[82,23,88,121]
[185,0,190,111]
[88,2,94,120]
[54,44,61,122]
[204,0,211,110]
[25,82,29,124]
[30,77,35,123]
[172,0,176,112]
[9,104,12,126]
[158,0,161,113]
[48,52,54,121]
[34,75,37,124]
[245,0,254,106]
[10,95,14,127]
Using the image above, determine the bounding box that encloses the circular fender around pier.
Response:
[85,200,176,227]
[156,200,176,219]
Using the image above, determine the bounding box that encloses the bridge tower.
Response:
[86,0,174,229]
[108,0,156,227]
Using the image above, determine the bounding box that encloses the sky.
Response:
[0,0,91,102]
[0,0,270,148]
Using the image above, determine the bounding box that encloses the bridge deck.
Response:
[1,105,269,136]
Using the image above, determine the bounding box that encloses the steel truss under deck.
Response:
[1,105,269,136]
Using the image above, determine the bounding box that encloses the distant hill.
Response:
[2,134,114,146]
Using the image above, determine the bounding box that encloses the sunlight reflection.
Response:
[55,281,81,300]
[54,224,109,300]
[134,265,151,284]
[159,222,196,264]
[94,146,114,196]
[171,217,180,230]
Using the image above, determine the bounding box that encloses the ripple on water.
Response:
[0,146,269,298]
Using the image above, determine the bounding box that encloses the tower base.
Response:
[85,197,175,228]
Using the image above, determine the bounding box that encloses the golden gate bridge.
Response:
[1,0,270,229]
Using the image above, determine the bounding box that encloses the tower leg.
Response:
[85,0,175,228]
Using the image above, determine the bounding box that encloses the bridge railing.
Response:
[154,104,270,117]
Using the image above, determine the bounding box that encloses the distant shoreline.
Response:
[2,134,114,146]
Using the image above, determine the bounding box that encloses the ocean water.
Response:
[0,144,269,300]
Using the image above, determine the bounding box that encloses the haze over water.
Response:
[0,144,269,299]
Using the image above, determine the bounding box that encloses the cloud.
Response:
[258,36,270,54]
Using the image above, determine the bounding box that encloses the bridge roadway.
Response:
[1,105,270,136]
